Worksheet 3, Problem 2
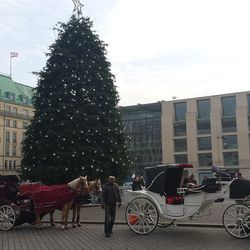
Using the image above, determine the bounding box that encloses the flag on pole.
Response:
[10,52,18,58]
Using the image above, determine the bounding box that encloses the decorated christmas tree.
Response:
[21,9,131,184]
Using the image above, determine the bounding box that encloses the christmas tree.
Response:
[21,14,131,184]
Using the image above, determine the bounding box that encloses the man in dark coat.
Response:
[101,176,121,237]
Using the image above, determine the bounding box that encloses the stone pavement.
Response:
[1,196,248,249]
[1,223,249,250]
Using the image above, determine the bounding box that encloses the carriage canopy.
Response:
[230,179,250,199]
[145,164,193,195]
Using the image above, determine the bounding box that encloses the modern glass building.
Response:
[119,103,162,174]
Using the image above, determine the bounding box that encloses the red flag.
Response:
[10,52,18,58]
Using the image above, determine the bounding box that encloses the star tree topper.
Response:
[72,0,84,17]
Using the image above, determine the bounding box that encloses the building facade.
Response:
[120,103,162,175]
[121,91,250,182]
[0,74,34,175]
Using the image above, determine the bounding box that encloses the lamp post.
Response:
[216,136,225,166]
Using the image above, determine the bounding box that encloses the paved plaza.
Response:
[1,200,250,249]
[1,223,250,250]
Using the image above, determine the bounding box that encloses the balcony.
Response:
[0,109,32,120]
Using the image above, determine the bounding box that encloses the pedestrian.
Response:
[101,176,121,237]
[236,172,245,180]
[132,175,143,191]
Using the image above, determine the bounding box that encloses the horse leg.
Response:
[72,203,77,228]
[61,203,71,230]
[35,213,42,228]
[76,203,81,227]
[64,203,71,229]
[49,211,55,227]
[61,205,66,230]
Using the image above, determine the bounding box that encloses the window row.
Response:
[174,135,238,152]
[174,95,242,121]
[175,151,239,166]
[5,120,29,129]
[4,105,30,119]
[174,95,250,135]
[5,131,26,143]
[5,145,18,157]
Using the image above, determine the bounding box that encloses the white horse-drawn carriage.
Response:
[125,164,250,239]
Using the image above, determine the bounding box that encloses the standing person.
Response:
[132,175,142,191]
[101,176,121,237]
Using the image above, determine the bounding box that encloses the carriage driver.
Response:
[101,176,121,237]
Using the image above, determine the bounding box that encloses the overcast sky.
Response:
[1,0,250,106]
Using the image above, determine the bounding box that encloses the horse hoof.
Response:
[51,224,56,227]
[72,224,76,228]
[61,225,65,230]
[77,224,81,227]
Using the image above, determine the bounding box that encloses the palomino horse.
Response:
[32,176,88,230]
[72,177,102,227]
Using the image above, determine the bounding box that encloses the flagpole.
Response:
[10,54,12,78]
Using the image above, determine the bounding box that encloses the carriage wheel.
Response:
[0,205,16,231]
[223,204,250,239]
[125,197,159,235]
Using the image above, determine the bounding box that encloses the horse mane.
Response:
[88,178,102,193]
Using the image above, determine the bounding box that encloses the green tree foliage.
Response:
[21,15,131,184]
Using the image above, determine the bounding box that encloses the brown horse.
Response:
[72,177,102,227]
[33,176,88,230]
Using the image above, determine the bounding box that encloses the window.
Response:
[5,145,10,156]
[174,102,186,121]
[174,138,187,152]
[198,153,212,167]
[5,132,10,142]
[248,95,250,130]
[13,160,16,169]
[222,96,236,116]
[197,137,211,150]
[9,160,12,169]
[8,94,15,101]
[23,110,28,119]
[175,154,188,164]
[5,105,11,114]
[4,160,8,169]
[13,107,17,116]
[221,117,237,133]
[247,94,250,114]
[13,120,17,128]
[222,135,238,149]
[5,119,10,127]
[23,122,29,128]
[197,99,210,119]
[197,119,211,135]
[223,152,239,166]
[13,132,17,143]
[174,121,186,136]
[12,146,16,156]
